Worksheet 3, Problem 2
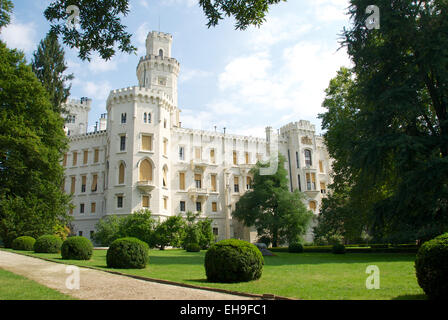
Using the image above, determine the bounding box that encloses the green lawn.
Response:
[0,268,75,300]
[1,248,426,300]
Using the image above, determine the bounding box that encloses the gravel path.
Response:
[0,250,253,300]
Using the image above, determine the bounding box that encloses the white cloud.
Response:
[83,81,113,101]
[135,22,150,56]
[161,0,197,8]
[0,17,37,53]
[179,68,212,83]
[87,54,118,73]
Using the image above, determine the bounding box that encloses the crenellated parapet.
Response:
[106,86,177,112]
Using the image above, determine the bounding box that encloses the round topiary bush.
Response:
[204,239,264,283]
[186,243,201,252]
[288,242,304,253]
[12,236,36,251]
[106,237,149,269]
[34,235,63,253]
[61,236,93,260]
[332,243,346,254]
[415,233,448,300]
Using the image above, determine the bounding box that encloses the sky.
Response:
[1,0,353,137]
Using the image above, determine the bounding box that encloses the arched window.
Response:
[139,159,153,182]
[159,49,164,58]
[304,149,312,166]
[143,112,147,123]
[148,113,151,123]
[118,163,125,184]
[162,166,168,187]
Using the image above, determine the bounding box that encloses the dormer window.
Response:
[121,113,127,124]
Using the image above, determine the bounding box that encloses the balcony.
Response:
[190,159,208,171]
[188,187,209,202]
[137,180,155,192]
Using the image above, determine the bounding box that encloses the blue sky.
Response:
[1,0,352,137]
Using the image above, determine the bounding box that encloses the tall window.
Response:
[211,174,217,192]
[195,147,201,160]
[305,149,312,166]
[309,201,316,212]
[179,172,185,190]
[142,195,150,208]
[306,173,316,190]
[213,228,218,236]
[159,49,164,58]
[148,113,151,123]
[195,174,202,189]
[121,113,126,124]
[319,160,324,173]
[296,151,300,168]
[91,174,98,192]
[320,182,326,194]
[233,151,237,165]
[196,201,201,212]
[80,203,85,214]
[72,151,77,166]
[246,176,252,190]
[117,196,123,208]
[143,112,147,123]
[245,152,249,164]
[142,135,152,151]
[91,202,96,214]
[81,175,86,193]
[83,150,88,164]
[162,167,168,187]
[163,139,168,155]
[234,176,239,193]
[210,149,215,163]
[120,136,126,151]
[180,201,186,212]
[70,176,76,194]
[139,159,152,181]
[179,146,185,160]
[298,175,302,191]
[94,149,99,163]
[118,163,125,184]
[212,202,217,212]
[163,197,168,210]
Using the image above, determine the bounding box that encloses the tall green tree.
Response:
[153,215,186,250]
[42,0,286,60]
[0,41,71,247]
[32,32,74,112]
[232,154,313,247]
[319,1,448,243]
[0,0,13,29]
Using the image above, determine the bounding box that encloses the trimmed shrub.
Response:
[11,236,36,251]
[204,239,264,283]
[34,235,63,253]
[332,243,346,254]
[61,236,93,260]
[415,233,448,300]
[106,237,149,269]
[186,243,201,252]
[288,242,304,253]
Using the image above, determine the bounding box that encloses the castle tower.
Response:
[136,31,180,109]
[62,97,91,136]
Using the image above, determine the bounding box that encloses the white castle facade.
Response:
[61,31,333,244]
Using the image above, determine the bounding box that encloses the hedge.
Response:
[34,235,63,253]
[106,237,149,269]
[11,236,36,251]
[61,236,93,260]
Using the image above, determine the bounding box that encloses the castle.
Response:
[61,31,333,244]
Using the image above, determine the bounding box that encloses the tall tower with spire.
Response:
[136,31,180,108]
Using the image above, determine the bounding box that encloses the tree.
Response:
[0,0,13,29]
[42,0,286,60]
[197,218,214,249]
[32,32,74,112]
[118,209,157,247]
[318,1,448,243]
[92,215,122,246]
[232,154,313,247]
[0,41,71,247]
[153,215,186,250]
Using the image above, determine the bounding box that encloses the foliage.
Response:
[288,242,304,253]
[199,0,286,30]
[232,153,313,247]
[34,235,63,253]
[185,243,201,252]
[204,239,264,283]
[42,0,284,60]
[106,237,149,269]
[332,243,346,254]
[61,236,93,260]
[31,32,74,112]
[0,41,71,247]
[0,0,13,29]
[153,215,186,250]
[415,233,448,300]
[197,218,214,249]
[11,236,36,251]
[181,211,214,250]
[92,215,123,246]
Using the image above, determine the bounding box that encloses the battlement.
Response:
[63,97,92,110]
[146,30,173,58]
[279,120,316,134]
[106,86,176,111]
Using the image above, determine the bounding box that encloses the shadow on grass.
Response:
[148,254,205,266]
[391,294,427,300]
